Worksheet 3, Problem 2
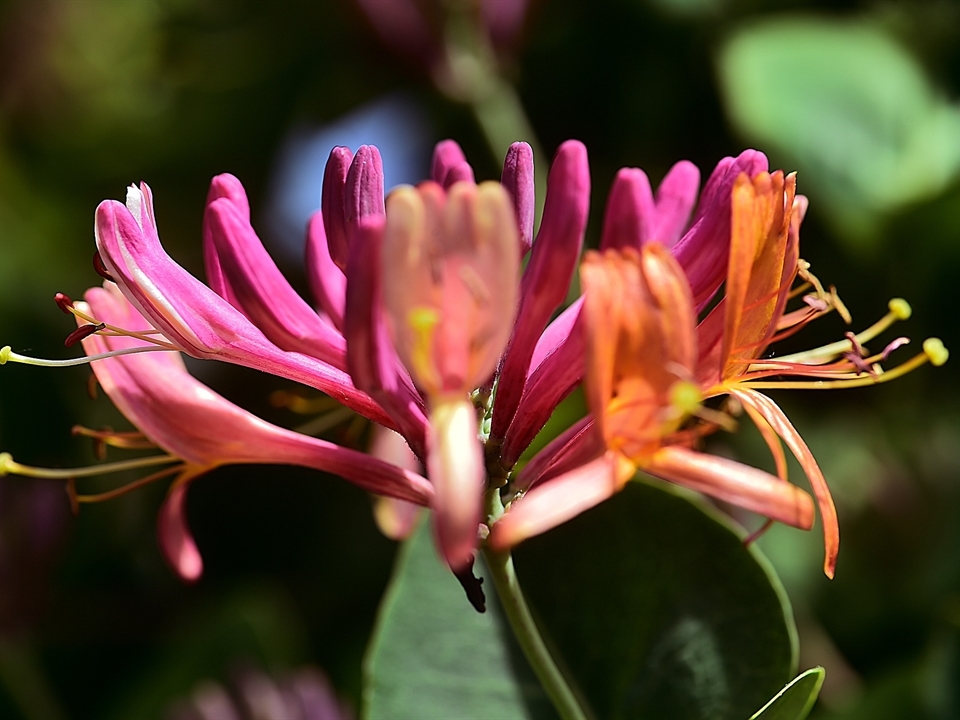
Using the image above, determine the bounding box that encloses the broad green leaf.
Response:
[718,18,960,242]
[363,516,552,720]
[750,667,825,719]
[513,480,798,720]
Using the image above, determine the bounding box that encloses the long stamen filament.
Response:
[775,299,911,365]
[73,464,183,503]
[1,344,178,368]
[70,306,176,347]
[0,452,179,479]
[742,339,946,390]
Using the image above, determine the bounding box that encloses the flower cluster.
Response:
[0,138,946,584]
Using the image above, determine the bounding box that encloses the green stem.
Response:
[482,492,588,720]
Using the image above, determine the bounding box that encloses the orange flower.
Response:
[491,246,815,550]
[697,171,948,578]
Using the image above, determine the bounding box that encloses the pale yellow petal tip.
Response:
[0,346,10,365]
[923,338,949,366]
[889,298,912,320]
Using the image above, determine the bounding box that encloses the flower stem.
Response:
[482,491,588,720]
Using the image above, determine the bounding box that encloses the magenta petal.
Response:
[431,139,476,188]
[599,168,654,251]
[158,477,204,582]
[346,145,386,227]
[513,415,601,493]
[203,175,247,310]
[651,160,700,248]
[672,149,768,309]
[95,193,392,426]
[344,218,428,457]
[321,146,354,271]
[305,211,347,330]
[501,142,535,255]
[204,197,347,369]
[490,140,590,442]
[502,301,585,467]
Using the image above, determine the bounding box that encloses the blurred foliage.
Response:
[0,0,956,717]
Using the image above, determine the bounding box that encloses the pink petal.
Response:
[501,298,585,467]
[305,211,347,330]
[158,475,205,582]
[427,398,484,570]
[345,145,386,227]
[95,190,393,426]
[490,453,621,550]
[204,196,348,369]
[431,139,476,188]
[598,167,654,251]
[651,160,700,248]
[491,141,590,442]
[644,445,815,531]
[672,150,769,309]
[321,146,353,271]
[344,218,428,457]
[500,142,535,255]
[513,416,602,493]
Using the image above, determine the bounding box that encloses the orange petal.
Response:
[644,445,814,531]
[731,388,839,578]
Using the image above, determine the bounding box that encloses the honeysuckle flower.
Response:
[494,149,770,470]
[490,246,815,550]
[379,179,520,570]
[695,170,948,578]
[1,283,434,582]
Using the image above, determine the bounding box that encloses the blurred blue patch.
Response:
[264,93,432,262]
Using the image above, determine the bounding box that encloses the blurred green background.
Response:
[0,0,958,717]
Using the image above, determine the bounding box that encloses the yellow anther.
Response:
[923,338,949,366]
[889,298,912,320]
[0,452,12,475]
[0,346,10,365]
[669,380,702,417]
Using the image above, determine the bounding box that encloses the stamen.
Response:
[0,452,179,479]
[0,344,178,368]
[742,338,947,390]
[71,464,182,504]
[64,323,106,348]
[71,425,156,450]
[55,293,74,314]
[92,250,115,283]
[774,298,913,365]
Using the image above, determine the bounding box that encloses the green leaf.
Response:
[513,480,798,720]
[718,18,960,241]
[750,667,825,720]
[363,515,552,720]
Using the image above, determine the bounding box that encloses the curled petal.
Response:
[501,141,535,255]
[428,397,484,570]
[158,473,205,582]
[731,388,839,578]
[490,453,629,550]
[644,445,815,531]
[491,140,589,441]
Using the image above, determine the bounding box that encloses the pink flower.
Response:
[77,283,433,581]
